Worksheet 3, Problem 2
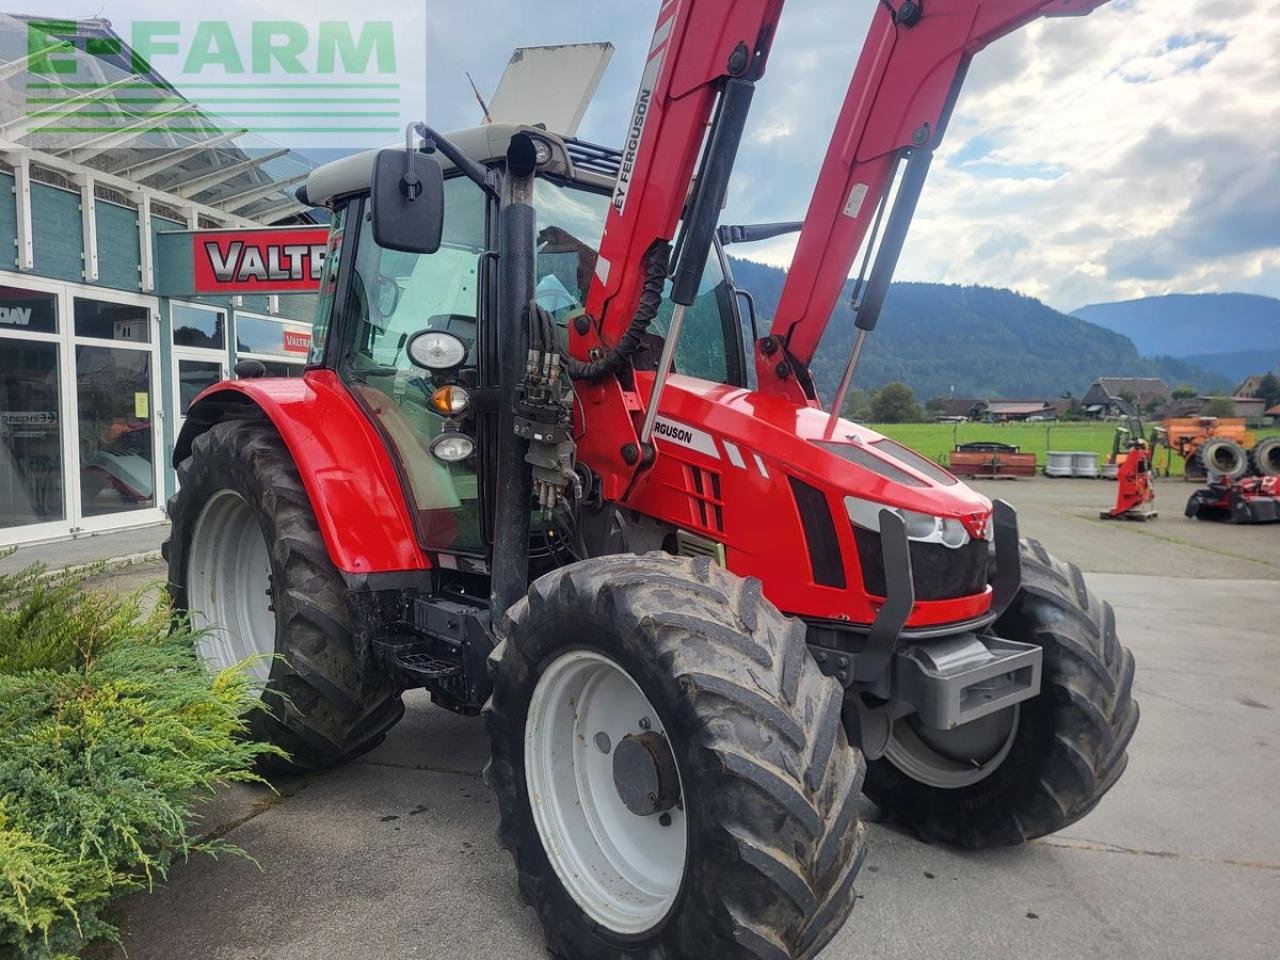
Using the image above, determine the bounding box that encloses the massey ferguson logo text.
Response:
[192,228,329,293]
[653,419,693,444]
[612,87,651,213]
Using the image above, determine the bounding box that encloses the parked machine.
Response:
[1101,439,1156,521]
[165,2,1137,957]
[1186,476,1280,524]
[1166,416,1256,482]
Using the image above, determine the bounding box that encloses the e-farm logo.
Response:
[24,19,404,147]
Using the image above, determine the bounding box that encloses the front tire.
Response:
[486,554,866,959]
[165,418,403,772]
[864,539,1138,848]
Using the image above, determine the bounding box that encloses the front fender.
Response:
[176,369,428,578]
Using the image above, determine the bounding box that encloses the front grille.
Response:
[852,526,990,600]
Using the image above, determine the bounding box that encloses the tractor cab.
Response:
[300,123,750,561]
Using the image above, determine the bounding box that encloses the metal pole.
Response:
[826,327,868,433]
[490,137,537,621]
[639,303,688,443]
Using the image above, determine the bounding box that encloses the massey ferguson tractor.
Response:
[167,1,1138,956]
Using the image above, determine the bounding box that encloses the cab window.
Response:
[335,178,488,554]
[533,177,743,386]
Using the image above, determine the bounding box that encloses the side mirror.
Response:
[370,148,444,254]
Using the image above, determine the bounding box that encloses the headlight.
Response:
[845,495,980,549]
[407,330,467,371]
[430,431,474,463]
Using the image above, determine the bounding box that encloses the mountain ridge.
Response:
[725,258,1230,400]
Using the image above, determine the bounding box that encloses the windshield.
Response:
[533,177,743,386]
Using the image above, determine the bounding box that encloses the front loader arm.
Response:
[580,0,784,347]
[763,0,1108,398]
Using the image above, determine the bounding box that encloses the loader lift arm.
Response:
[767,0,1108,401]
[577,0,1108,420]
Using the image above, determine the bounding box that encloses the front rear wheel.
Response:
[166,418,403,772]
[486,554,867,960]
[864,539,1138,848]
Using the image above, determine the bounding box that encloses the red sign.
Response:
[283,329,313,354]
[192,227,329,294]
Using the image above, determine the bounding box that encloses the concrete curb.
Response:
[55,549,165,580]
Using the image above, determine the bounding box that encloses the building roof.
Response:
[2,15,317,225]
[1093,377,1171,396]
[1267,404,1280,417]
[986,401,1055,416]
[1235,375,1268,397]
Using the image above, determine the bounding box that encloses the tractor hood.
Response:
[629,375,996,628]
[655,375,991,524]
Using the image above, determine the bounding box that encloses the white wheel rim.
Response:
[187,490,277,690]
[525,650,687,934]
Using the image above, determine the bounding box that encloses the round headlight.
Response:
[901,510,938,540]
[407,330,467,371]
[939,518,969,548]
[430,431,474,463]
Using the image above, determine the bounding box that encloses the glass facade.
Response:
[0,277,311,545]
[76,346,155,517]
[0,342,63,529]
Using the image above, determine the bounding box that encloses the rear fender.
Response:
[175,369,429,579]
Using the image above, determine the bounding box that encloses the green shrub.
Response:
[0,564,276,959]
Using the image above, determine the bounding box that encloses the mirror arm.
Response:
[410,122,499,200]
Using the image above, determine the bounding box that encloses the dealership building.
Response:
[0,15,326,547]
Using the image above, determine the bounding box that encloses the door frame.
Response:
[0,269,164,544]
[67,285,165,536]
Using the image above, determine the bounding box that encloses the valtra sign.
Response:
[192,227,329,294]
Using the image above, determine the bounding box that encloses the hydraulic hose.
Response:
[563,240,671,381]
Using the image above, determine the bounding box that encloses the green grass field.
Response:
[867,421,1280,478]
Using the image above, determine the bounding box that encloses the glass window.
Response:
[172,303,226,350]
[337,179,487,554]
[259,361,305,379]
[76,347,154,516]
[0,342,64,528]
[651,260,739,385]
[532,177,742,385]
[0,287,57,335]
[236,314,313,359]
[74,298,151,343]
[309,205,347,365]
[177,359,223,414]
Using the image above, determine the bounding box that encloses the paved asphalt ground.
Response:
[69,477,1276,960]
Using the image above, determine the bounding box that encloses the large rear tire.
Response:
[486,554,866,960]
[165,418,403,772]
[863,539,1138,848]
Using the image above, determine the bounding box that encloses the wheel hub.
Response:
[613,731,681,817]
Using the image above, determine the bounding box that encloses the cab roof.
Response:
[300,123,620,207]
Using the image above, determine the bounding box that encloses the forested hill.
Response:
[726,258,1227,400]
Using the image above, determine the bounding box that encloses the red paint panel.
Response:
[185,370,428,575]
[192,227,330,294]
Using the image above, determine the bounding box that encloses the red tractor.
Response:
[167,2,1137,957]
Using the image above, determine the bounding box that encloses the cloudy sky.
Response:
[65,0,1280,312]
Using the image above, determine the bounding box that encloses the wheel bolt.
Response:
[659,812,672,827]
[639,716,651,730]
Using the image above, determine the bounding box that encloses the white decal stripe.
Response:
[753,453,770,478]
[653,416,720,459]
[650,16,674,53]
[723,440,746,469]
